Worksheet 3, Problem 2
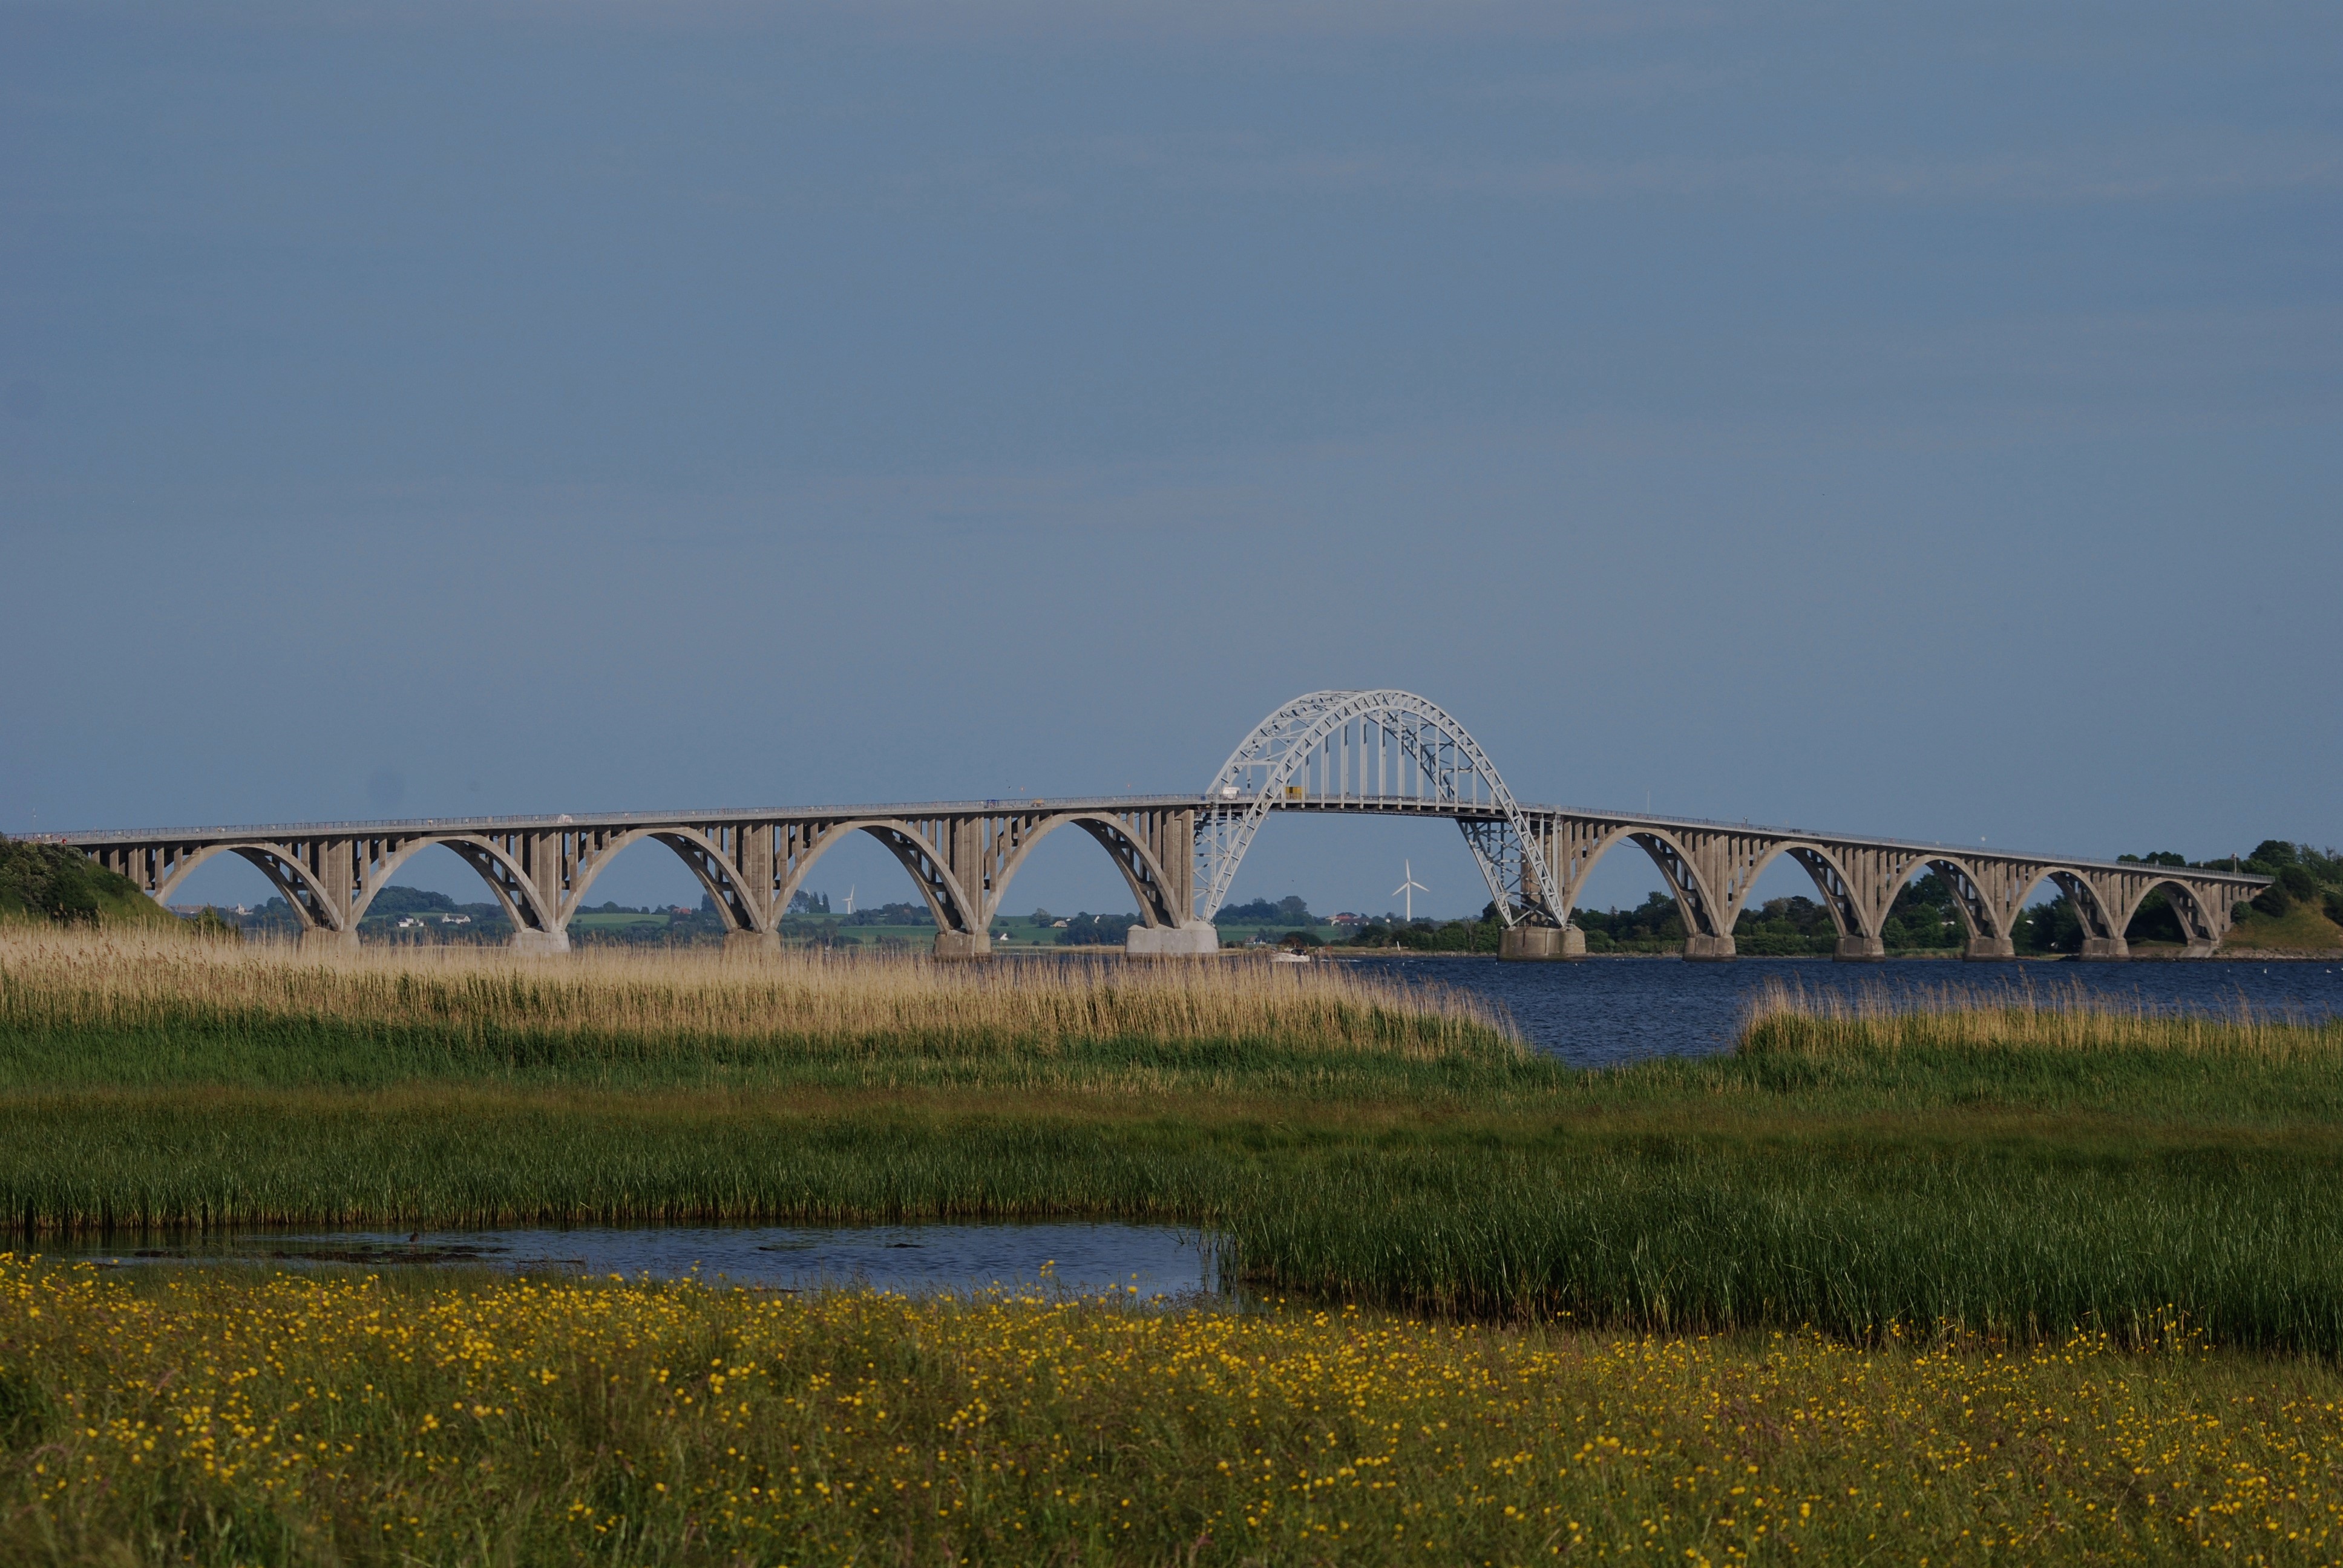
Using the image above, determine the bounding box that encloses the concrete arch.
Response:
[770,820,983,941]
[984,812,1187,930]
[1737,840,1869,939]
[555,827,762,936]
[154,842,342,933]
[2114,874,2224,947]
[1553,824,1734,942]
[353,835,563,938]
[2013,867,2123,949]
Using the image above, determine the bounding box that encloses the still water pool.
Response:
[47,1222,1225,1299]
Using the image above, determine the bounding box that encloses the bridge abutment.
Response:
[1124,924,1222,958]
[1834,935,1886,961]
[1681,935,1736,961]
[1499,926,1584,961]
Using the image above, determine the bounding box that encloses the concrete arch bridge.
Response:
[48,690,2266,962]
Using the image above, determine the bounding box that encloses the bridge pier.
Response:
[297,927,358,955]
[932,930,993,960]
[1834,935,1886,961]
[724,930,781,958]
[508,929,571,956]
[1499,926,1584,961]
[1965,936,2018,961]
[1682,935,1736,962]
[2080,936,2131,961]
[1124,924,1222,958]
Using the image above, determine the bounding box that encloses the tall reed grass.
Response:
[0,927,1521,1090]
[1741,975,2343,1062]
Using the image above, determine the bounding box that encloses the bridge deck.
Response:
[27,794,2267,889]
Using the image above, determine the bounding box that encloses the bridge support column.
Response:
[1965,936,2017,961]
[1834,935,1886,962]
[508,929,572,956]
[2181,941,2218,960]
[1682,935,1736,961]
[1499,926,1583,961]
[298,927,358,955]
[1124,923,1222,958]
[932,930,992,960]
[724,930,781,958]
[2079,936,2130,961]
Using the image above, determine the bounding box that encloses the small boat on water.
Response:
[1270,949,1312,964]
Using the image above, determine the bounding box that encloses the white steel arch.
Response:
[1195,690,1565,928]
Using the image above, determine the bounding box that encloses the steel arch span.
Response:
[1196,690,1566,929]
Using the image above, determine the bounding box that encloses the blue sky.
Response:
[3,0,2336,920]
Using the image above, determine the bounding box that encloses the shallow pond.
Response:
[47,1221,1226,1299]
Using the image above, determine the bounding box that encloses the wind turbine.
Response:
[1394,861,1428,923]
[844,885,856,916]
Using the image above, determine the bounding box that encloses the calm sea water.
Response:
[1335,953,2343,1068]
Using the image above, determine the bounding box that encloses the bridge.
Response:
[38,690,2267,962]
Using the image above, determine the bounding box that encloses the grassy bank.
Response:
[4,935,2343,1348]
[5,1257,2339,1567]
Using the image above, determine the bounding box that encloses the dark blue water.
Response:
[1336,953,2343,1068]
[47,1221,1224,1299]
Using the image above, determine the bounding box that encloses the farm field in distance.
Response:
[2,928,2341,1563]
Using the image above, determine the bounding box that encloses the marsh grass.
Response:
[1742,974,2343,1063]
[8,934,2343,1349]
[0,929,1519,1093]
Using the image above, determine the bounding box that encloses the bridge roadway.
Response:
[37,689,2267,962]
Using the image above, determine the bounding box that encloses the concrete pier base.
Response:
[1124,923,1223,958]
[298,927,359,955]
[1499,926,1584,961]
[1681,935,1737,962]
[508,929,572,956]
[2181,942,2218,959]
[931,930,992,960]
[1965,936,2018,961]
[724,930,781,958]
[1834,935,1887,962]
[2079,936,2131,962]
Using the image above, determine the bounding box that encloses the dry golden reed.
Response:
[1741,975,2343,1062]
[0,926,1519,1062]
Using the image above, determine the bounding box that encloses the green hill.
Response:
[2223,901,2343,953]
[2216,840,2343,953]
[0,838,182,929]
